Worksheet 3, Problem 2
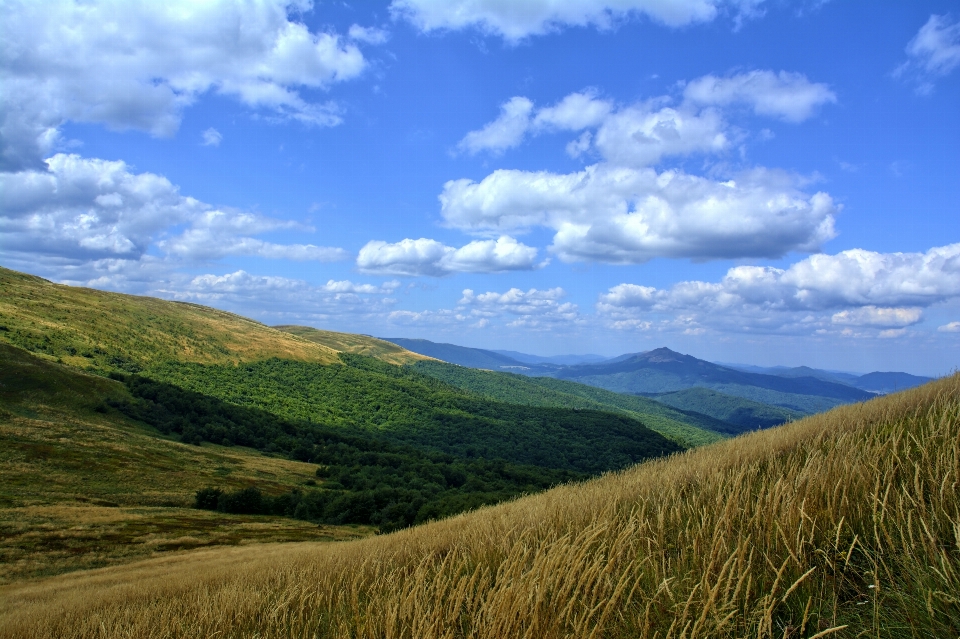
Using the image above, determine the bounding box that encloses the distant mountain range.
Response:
[720,363,934,394]
[380,338,933,417]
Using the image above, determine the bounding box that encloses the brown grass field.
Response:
[1,373,957,638]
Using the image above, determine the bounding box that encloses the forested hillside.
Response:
[412,360,727,445]
[142,354,681,473]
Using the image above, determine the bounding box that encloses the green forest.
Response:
[109,373,584,532]
[411,360,731,443]
[140,354,681,473]
[101,353,682,531]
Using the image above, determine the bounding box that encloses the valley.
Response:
[1,266,955,638]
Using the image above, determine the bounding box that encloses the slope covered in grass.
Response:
[413,360,726,446]
[0,267,340,371]
[4,376,956,638]
[274,325,431,365]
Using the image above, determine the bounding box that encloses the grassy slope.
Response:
[0,267,340,370]
[413,360,726,446]
[274,326,431,365]
[3,376,956,638]
[650,387,805,431]
[0,343,371,583]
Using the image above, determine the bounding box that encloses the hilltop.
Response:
[0,267,341,370]
[3,372,956,637]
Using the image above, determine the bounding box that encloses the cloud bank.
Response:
[598,243,960,334]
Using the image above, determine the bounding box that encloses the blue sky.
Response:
[1,0,958,375]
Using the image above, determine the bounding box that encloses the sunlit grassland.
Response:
[0,343,372,583]
[275,325,434,366]
[3,374,956,638]
[0,267,341,369]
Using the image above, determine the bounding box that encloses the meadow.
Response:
[2,372,956,638]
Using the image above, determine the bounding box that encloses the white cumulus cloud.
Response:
[0,0,376,170]
[460,286,580,327]
[440,165,837,262]
[170,270,397,319]
[348,24,389,45]
[322,279,400,294]
[390,0,762,42]
[831,306,923,328]
[1,154,204,259]
[456,72,833,161]
[683,70,837,122]
[591,103,728,166]
[357,236,539,276]
[532,91,613,130]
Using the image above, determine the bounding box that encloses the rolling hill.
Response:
[1,267,683,543]
[3,372,956,638]
[0,267,341,370]
[490,350,609,366]
[724,363,934,394]
[852,371,935,394]
[379,337,883,417]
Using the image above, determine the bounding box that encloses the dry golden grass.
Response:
[0,267,340,367]
[274,325,434,365]
[2,375,957,638]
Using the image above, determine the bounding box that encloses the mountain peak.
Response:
[636,347,692,364]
